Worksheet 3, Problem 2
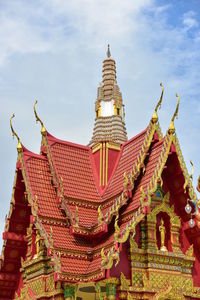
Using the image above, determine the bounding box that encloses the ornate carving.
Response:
[120,272,129,290]
[49,227,54,249]
[197,175,200,192]
[154,283,172,300]
[123,172,129,190]
[74,206,79,226]
[101,247,120,269]
[186,244,193,257]
[32,195,38,217]
[98,205,104,225]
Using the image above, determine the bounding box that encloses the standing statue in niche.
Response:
[159,219,167,251]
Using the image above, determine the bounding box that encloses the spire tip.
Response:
[107,44,111,58]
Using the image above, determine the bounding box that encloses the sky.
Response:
[0,0,200,249]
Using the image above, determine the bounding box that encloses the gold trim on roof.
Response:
[16,148,62,274]
[140,129,198,208]
[101,205,145,270]
[174,133,197,202]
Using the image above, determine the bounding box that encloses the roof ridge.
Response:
[22,146,47,161]
[47,131,90,150]
[122,127,147,147]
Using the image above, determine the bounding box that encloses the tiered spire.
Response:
[89,45,127,147]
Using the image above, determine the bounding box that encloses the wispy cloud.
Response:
[183,10,198,30]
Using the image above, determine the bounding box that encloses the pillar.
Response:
[106,282,117,300]
[63,285,76,300]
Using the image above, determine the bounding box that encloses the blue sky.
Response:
[0,0,200,249]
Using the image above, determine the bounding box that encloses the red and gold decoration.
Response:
[0,46,200,299]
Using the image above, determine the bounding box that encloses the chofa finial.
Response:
[190,160,194,180]
[168,93,180,134]
[172,93,179,123]
[197,176,200,192]
[33,100,46,135]
[107,44,111,58]
[151,82,164,123]
[10,113,22,153]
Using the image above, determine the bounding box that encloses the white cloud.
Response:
[183,10,198,30]
[0,14,50,66]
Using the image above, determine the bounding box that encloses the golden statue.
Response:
[159,219,167,251]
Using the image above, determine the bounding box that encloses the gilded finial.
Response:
[114,214,120,241]
[152,82,164,123]
[33,195,38,216]
[107,44,111,58]
[168,93,179,134]
[139,186,146,206]
[123,171,129,190]
[190,160,194,180]
[33,100,46,135]
[98,205,104,225]
[10,113,22,153]
[74,206,79,226]
[197,175,200,192]
[59,177,64,200]
[49,226,54,248]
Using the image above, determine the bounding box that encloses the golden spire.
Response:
[33,100,46,136]
[168,93,179,134]
[152,82,164,123]
[107,44,111,58]
[10,113,22,153]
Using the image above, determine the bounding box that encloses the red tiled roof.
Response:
[67,204,98,227]
[46,129,147,203]
[47,133,101,202]
[42,223,92,251]
[24,152,64,220]
[17,129,163,280]
[61,256,102,275]
[102,129,147,200]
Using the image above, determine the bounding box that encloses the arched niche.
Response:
[147,192,181,252]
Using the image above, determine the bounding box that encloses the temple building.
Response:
[1,46,200,299]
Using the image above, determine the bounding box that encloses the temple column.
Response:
[104,278,118,300]
[171,221,181,252]
[140,219,157,250]
[140,221,147,249]
[106,283,116,300]
[63,285,76,300]
[103,277,119,300]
